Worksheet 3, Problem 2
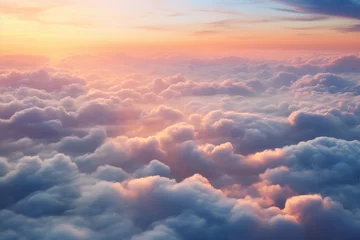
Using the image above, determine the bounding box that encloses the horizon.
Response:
[1,0,360,58]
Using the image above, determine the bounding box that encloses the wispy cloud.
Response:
[287,24,360,33]
[194,8,243,16]
[335,24,360,33]
[193,30,222,36]
[146,8,186,18]
[134,26,170,31]
[281,15,329,22]
[269,0,360,20]
[207,15,329,29]
[0,2,53,21]
[272,7,301,14]
[0,2,93,28]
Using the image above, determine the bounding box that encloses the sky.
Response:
[1,1,360,240]
[1,0,360,58]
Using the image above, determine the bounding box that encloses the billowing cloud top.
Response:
[0,52,360,240]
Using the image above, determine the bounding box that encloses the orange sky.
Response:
[1,0,360,59]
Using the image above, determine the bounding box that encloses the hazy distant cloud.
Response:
[336,24,360,32]
[134,26,170,31]
[193,30,222,36]
[194,8,243,16]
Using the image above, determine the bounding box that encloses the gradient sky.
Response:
[1,0,360,58]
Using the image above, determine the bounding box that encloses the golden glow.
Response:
[1,0,359,59]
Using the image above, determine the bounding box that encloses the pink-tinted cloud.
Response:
[0,52,360,239]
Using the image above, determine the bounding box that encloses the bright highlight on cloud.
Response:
[1,0,360,240]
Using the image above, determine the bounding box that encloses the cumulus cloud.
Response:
[260,137,360,208]
[159,79,255,98]
[293,73,358,93]
[1,53,360,239]
[276,55,360,75]
[268,71,299,88]
[325,55,360,73]
[0,69,85,92]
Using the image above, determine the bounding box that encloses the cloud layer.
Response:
[0,52,360,239]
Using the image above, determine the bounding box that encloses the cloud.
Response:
[293,73,358,93]
[2,170,360,239]
[0,154,78,210]
[160,79,255,98]
[325,55,360,73]
[134,26,170,31]
[260,137,360,209]
[57,128,107,156]
[194,8,243,16]
[0,106,72,140]
[268,72,299,88]
[336,24,360,33]
[145,105,184,123]
[0,2,93,28]
[134,160,170,178]
[0,69,85,92]
[276,55,360,75]
[1,53,360,239]
[271,0,360,20]
[193,30,222,36]
[92,165,129,182]
[0,2,54,21]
